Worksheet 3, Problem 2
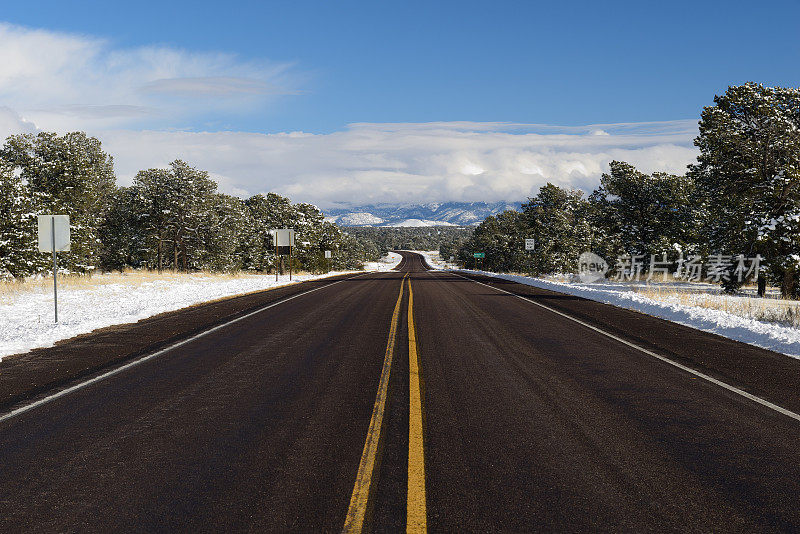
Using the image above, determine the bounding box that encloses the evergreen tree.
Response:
[99,187,148,270]
[521,184,593,274]
[202,193,254,272]
[244,193,295,272]
[458,210,529,272]
[0,161,47,277]
[0,132,116,272]
[689,83,800,296]
[130,160,218,271]
[591,161,695,260]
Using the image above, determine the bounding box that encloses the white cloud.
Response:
[0,23,700,207]
[83,120,699,207]
[140,76,296,97]
[0,107,37,139]
[0,22,299,131]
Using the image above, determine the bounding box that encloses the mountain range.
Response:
[323,201,521,227]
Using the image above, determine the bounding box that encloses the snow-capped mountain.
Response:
[323,201,520,227]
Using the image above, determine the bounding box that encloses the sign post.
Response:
[324,250,332,273]
[473,252,485,270]
[37,215,70,323]
[273,229,296,281]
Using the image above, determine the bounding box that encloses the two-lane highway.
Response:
[1,251,799,532]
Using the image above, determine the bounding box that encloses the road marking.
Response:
[0,273,370,425]
[343,273,408,533]
[451,271,800,424]
[406,276,427,533]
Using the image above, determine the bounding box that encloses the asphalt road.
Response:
[1,251,799,532]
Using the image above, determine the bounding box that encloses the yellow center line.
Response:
[343,272,408,534]
[406,276,427,533]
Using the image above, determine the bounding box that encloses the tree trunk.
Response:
[757,273,766,297]
[157,235,163,273]
[781,268,796,298]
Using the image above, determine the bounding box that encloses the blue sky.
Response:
[0,1,798,205]
[6,0,799,133]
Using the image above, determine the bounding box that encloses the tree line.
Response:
[345,226,473,257]
[0,132,378,278]
[455,83,800,297]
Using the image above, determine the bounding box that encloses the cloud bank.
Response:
[96,121,699,207]
[0,22,699,207]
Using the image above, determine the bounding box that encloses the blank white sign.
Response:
[324,250,332,258]
[273,229,295,247]
[38,215,70,252]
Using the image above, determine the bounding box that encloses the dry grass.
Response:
[631,285,800,327]
[0,268,277,302]
[503,272,799,327]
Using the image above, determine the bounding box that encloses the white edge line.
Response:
[450,271,800,424]
[0,273,370,425]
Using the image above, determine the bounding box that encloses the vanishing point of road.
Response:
[1,252,799,532]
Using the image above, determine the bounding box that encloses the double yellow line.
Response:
[343,273,427,533]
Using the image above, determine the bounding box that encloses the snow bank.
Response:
[457,270,800,359]
[363,252,402,271]
[412,250,454,270]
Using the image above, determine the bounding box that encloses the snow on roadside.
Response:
[408,250,451,270]
[453,269,800,359]
[363,251,402,271]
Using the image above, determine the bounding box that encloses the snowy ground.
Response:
[0,253,402,361]
[417,251,800,359]
[414,250,456,270]
[362,251,402,271]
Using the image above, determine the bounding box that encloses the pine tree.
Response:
[0,161,47,277]
[0,132,116,273]
[202,193,253,272]
[99,187,148,271]
[521,184,593,274]
[689,83,800,296]
[591,161,696,260]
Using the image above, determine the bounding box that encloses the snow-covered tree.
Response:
[0,161,48,277]
[0,132,116,273]
[130,160,218,271]
[522,184,594,274]
[201,193,254,272]
[591,161,696,260]
[99,187,149,271]
[689,83,800,296]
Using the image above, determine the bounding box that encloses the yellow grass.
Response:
[631,285,800,327]
[0,268,292,302]
[505,272,799,327]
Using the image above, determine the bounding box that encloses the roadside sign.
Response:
[38,215,70,252]
[37,215,70,323]
[271,229,296,280]
[473,252,485,258]
[324,250,332,259]
[525,238,535,251]
[273,228,295,247]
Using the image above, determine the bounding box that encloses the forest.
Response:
[344,226,472,258]
[0,135,379,277]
